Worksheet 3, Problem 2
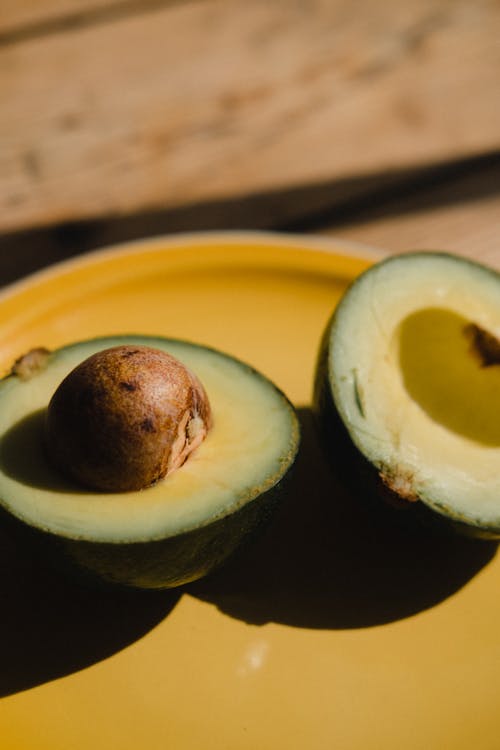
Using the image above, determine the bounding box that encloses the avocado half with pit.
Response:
[0,336,299,588]
[314,252,500,538]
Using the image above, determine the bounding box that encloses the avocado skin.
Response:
[0,474,291,590]
[313,313,500,541]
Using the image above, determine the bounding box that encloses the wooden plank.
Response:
[325,168,500,270]
[332,197,500,270]
[1,0,499,234]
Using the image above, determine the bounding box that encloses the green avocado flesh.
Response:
[316,252,500,537]
[0,336,299,587]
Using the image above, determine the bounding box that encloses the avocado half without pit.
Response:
[314,252,500,538]
[0,336,299,589]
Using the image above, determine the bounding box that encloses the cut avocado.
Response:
[0,336,299,588]
[314,252,500,538]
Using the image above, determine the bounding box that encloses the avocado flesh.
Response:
[319,252,500,535]
[0,336,299,585]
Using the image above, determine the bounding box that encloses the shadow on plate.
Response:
[0,529,180,698]
[0,409,88,492]
[190,408,497,629]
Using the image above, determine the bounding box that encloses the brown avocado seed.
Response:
[45,345,212,492]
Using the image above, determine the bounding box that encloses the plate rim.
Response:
[0,229,385,304]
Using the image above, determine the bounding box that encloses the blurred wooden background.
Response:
[1,0,499,282]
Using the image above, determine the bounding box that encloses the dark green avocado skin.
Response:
[313,313,500,541]
[0,474,292,590]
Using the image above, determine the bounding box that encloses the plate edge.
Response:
[0,230,385,304]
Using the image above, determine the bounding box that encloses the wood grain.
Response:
[0,1,113,34]
[331,197,500,270]
[325,160,500,269]
[1,0,499,234]
[0,0,185,43]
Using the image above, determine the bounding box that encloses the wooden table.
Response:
[1,0,499,283]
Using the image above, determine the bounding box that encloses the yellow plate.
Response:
[0,232,498,750]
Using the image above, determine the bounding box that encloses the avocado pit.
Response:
[45,345,212,493]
